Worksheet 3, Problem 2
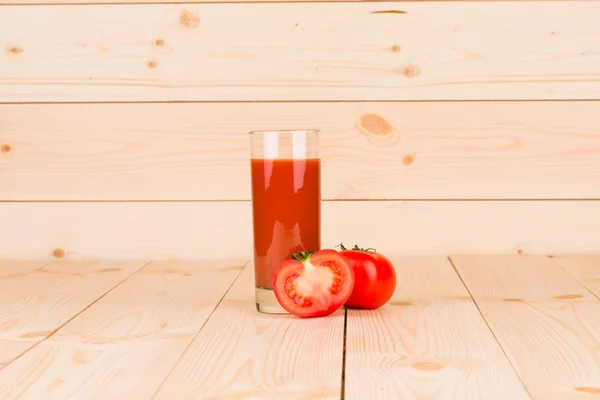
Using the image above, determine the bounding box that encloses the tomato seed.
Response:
[295,296,312,307]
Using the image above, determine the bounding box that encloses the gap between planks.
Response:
[149,261,247,398]
[551,256,600,304]
[451,255,600,399]
[3,256,600,399]
[344,256,531,399]
[3,100,600,105]
[0,260,149,371]
[340,307,348,400]
[6,200,600,203]
[152,263,346,399]
[0,259,248,399]
[447,256,533,399]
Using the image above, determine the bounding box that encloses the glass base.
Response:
[255,287,289,314]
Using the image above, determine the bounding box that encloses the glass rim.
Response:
[249,129,320,135]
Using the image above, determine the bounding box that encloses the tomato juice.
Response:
[250,158,321,290]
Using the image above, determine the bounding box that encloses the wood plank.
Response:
[0,260,47,276]
[553,256,600,299]
[3,200,600,260]
[0,260,244,399]
[0,202,254,260]
[153,263,345,399]
[0,260,142,371]
[1,2,599,102]
[0,260,143,341]
[3,102,600,201]
[0,340,36,369]
[450,255,594,302]
[0,262,48,367]
[452,255,600,399]
[0,261,48,367]
[345,256,529,399]
[3,0,584,4]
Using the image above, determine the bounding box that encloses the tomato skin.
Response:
[272,249,355,318]
[340,250,396,309]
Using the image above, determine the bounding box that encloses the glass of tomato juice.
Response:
[249,129,321,314]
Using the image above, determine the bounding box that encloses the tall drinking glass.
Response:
[250,129,321,314]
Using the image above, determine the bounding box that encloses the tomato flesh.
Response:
[273,250,355,318]
[341,249,396,309]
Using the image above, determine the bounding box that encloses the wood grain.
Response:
[1,2,599,102]
[154,263,345,399]
[0,260,244,399]
[345,256,529,399]
[0,340,36,369]
[0,260,142,371]
[0,260,47,277]
[3,102,600,201]
[449,255,594,302]
[553,256,600,299]
[0,261,49,365]
[0,260,143,341]
[0,261,50,366]
[0,202,254,260]
[3,200,600,260]
[453,256,600,399]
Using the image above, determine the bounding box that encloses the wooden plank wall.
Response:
[1,1,600,259]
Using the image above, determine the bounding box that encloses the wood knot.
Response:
[502,298,524,303]
[6,46,23,56]
[19,330,52,339]
[391,44,401,53]
[371,10,407,14]
[0,144,11,153]
[403,154,415,166]
[52,248,66,258]
[389,301,412,306]
[180,10,200,29]
[575,387,600,394]
[72,349,101,364]
[98,268,121,273]
[412,361,445,371]
[403,64,421,78]
[554,294,582,300]
[147,60,158,69]
[154,38,165,47]
[47,378,64,392]
[359,114,392,136]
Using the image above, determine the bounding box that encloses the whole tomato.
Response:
[338,244,396,309]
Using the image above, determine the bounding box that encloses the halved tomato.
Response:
[273,249,355,318]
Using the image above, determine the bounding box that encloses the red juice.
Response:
[250,158,321,289]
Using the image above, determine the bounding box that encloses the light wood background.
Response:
[1,1,599,259]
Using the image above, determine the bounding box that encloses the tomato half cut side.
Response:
[273,249,355,318]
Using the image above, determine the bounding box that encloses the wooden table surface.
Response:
[1,256,600,399]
